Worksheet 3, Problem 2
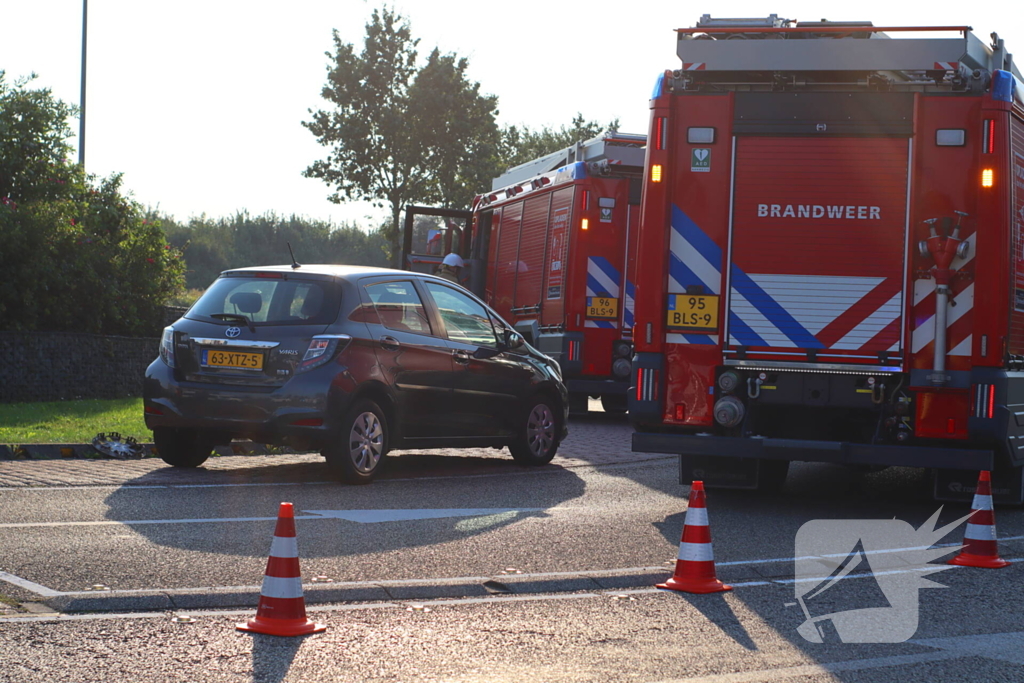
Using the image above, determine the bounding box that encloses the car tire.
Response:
[509,397,560,466]
[322,399,388,485]
[600,394,628,415]
[153,428,214,468]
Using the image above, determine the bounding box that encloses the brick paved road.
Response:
[0,410,668,489]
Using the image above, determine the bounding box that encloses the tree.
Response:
[409,48,500,210]
[498,113,622,173]
[303,8,499,266]
[162,212,390,290]
[0,72,185,336]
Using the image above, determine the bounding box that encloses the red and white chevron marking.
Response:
[911,232,975,357]
[934,61,959,71]
[680,62,706,71]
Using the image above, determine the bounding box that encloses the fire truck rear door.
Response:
[725,135,911,362]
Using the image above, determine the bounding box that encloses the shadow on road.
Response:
[101,452,588,559]
[667,591,759,651]
[246,631,304,683]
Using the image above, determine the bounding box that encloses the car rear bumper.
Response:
[143,360,348,442]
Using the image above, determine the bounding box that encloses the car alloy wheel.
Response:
[323,399,389,484]
[349,411,384,474]
[526,404,555,458]
[510,398,559,466]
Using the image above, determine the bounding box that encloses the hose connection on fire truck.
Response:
[629,16,1024,503]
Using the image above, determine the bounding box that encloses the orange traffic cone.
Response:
[657,481,732,594]
[948,471,1011,569]
[237,502,327,636]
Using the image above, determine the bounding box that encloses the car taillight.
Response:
[297,334,352,373]
[159,326,175,368]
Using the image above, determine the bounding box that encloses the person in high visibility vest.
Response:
[435,253,464,284]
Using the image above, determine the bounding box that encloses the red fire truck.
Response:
[628,15,1024,503]
[403,131,647,413]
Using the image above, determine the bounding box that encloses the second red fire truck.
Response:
[404,131,647,413]
[628,15,1024,503]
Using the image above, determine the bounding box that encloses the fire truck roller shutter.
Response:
[726,136,910,358]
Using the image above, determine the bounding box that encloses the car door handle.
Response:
[452,349,471,365]
[380,335,400,351]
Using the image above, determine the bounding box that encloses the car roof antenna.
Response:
[287,242,301,270]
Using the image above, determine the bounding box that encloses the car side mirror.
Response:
[502,329,525,350]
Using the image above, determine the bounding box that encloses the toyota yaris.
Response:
[144,265,568,484]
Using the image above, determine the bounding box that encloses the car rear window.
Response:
[187,277,341,326]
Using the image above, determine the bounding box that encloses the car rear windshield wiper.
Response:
[210,313,255,332]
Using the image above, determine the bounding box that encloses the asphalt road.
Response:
[1,409,1022,682]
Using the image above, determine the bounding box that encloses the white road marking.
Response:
[0,571,63,597]
[0,507,554,529]
[303,508,546,523]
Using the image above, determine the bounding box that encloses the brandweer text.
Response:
[757,204,881,219]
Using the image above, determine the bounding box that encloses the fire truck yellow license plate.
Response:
[202,349,264,370]
[666,294,719,332]
[586,297,619,320]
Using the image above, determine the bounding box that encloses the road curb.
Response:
[39,568,771,613]
[0,442,278,461]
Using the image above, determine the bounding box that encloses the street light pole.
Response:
[79,0,88,166]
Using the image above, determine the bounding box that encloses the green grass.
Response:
[0,398,149,445]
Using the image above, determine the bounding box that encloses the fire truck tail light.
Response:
[981,168,994,187]
[651,165,663,182]
[636,368,658,402]
[935,129,965,146]
[654,117,666,150]
[687,127,715,144]
[581,218,589,231]
[973,383,996,418]
[674,404,686,421]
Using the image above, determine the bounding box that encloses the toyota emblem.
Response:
[225,326,242,338]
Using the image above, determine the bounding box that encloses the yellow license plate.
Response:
[586,297,619,320]
[202,349,264,370]
[666,294,719,332]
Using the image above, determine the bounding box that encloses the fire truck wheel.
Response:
[509,398,560,466]
[600,395,628,415]
[153,428,214,468]
[756,459,790,493]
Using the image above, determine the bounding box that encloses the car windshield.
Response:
[186,276,341,326]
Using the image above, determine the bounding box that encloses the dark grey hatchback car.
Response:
[144,265,568,483]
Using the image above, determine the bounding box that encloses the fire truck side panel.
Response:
[575,176,636,379]
[659,94,734,425]
[539,186,576,327]
[1012,112,1024,353]
[908,97,981,377]
[492,203,521,315]
[633,85,675,358]
[514,195,550,312]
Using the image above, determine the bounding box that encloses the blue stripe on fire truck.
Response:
[668,205,822,348]
[586,257,620,329]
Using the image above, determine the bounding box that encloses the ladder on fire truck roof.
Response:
[675,16,1021,82]
[491,130,646,192]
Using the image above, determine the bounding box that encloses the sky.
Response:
[2,1,1020,229]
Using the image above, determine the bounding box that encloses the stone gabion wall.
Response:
[0,331,160,403]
